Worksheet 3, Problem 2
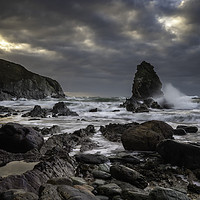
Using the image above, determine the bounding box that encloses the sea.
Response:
[0,90,200,156]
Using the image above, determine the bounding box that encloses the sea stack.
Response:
[124,61,163,112]
[131,61,163,99]
[0,59,65,100]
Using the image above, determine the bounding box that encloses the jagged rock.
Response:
[41,125,61,135]
[131,61,163,99]
[0,59,65,100]
[0,123,44,153]
[110,165,148,189]
[52,102,78,116]
[75,154,109,164]
[157,139,200,169]
[176,125,198,133]
[22,105,47,118]
[121,120,173,151]
[0,154,75,194]
[149,187,190,200]
[123,61,164,112]
[0,189,38,200]
[100,122,139,142]
[40,125,96,154]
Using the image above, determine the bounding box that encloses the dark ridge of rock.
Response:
[121,120,173,151]
[0,123,44,153]
[0,148,41,167]
[0,59,65,100]
[40,125,96,155]
[89,108,98,112]
[52,102,78,117]
[157,139,200,169]
[174,128,187,136]
[131,61,163,99]
[22,105,47,118]
[100,122,139,142]
[0,150,75,194]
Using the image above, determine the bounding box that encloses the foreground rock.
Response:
[52,102,78,117]
[0,59,65,100]
[157,139,200,169]
[123,61,163,112]
[40,184,98,200]
[0,189,38,200]
[121,120,173,151]
[110,165,148,189]
[75,154,109,164]
[100,122,139,142]
[0,149,75,194]
[0,123,44,153]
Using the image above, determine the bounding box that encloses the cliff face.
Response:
[0,59,65,100]
[131,61,163,99]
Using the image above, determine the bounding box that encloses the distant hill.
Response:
[0,59,65,100]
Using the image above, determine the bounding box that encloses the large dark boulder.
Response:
[52,102,78,116]
[0,59,65,100]
[0,123,44,153]
[121,120,173,151]
[131,61,163,99]
[157,139,200,169]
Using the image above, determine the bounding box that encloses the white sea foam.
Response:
[157,83,198,110]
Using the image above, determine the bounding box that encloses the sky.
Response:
[0,0,199,97]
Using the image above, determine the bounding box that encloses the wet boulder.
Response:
[41,125,61,135]
[157,139,200,169]
[110,165,148,189]
[174,128,187,136]
[22,105,47,118]
[121,120,173,151]
[52,102,78,117]
[39,184,98,200]
[75,154,109,164]
[0,189,38,200]
[176,125,198,133]
[0,123,44,153]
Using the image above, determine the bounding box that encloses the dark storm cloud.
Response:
[0,0,199,96]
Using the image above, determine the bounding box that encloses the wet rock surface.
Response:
[0,123,44,153]
[22,105,48,118]
[0,121,199,199]
[157,139,200,169]
[121,120,173,151]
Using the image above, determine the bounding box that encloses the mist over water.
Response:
[158,83,198,110]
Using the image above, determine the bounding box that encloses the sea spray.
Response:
[157,83,198,110]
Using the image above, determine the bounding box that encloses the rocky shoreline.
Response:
[0,109,199,200]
